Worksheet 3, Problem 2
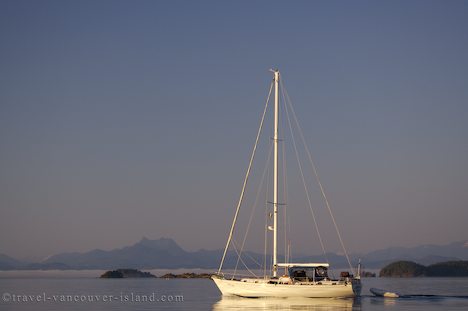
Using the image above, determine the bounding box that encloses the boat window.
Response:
[315,266,328,280]
[288,267,315,281]
[288,266,329,282]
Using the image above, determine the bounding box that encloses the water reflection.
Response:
[369,296,397,307]
[213,296,361,310]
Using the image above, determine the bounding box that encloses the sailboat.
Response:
[211,70,362,298]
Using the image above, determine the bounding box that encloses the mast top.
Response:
[269,69,280,79]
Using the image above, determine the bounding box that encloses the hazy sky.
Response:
[1,0,467,261]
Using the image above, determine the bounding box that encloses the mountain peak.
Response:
[135,237,183,251]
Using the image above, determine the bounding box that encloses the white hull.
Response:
[212,277,361,298]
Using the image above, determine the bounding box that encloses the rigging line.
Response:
[287,192,292,262]
[277,85,292,269]
[283,142,293,264]
[281,120,289,267]
[281,81,329,263]
[231,240,259,278]
[281,141,291,274]
[233,142,273,276]
[263,149,271,279]
[284,139,292,264]
[281,80,355,274]
[240,248,263,268]
[217,81,274,274]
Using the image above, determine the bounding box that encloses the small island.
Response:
[361,271,377,277]
[100,269,212,279]
[160,272,212,279]
[380,260,468,277]
[100,269,156,278]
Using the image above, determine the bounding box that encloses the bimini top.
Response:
[277,263,330,268]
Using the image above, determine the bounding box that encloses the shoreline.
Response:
[0,268,216,279]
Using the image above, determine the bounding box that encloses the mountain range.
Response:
[1,238,467,270]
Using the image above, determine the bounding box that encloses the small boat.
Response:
[211,70,362,298]
[370,288,400,298]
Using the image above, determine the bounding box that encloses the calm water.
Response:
[1,272,468,310]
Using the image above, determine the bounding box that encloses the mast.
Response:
[272,69,280,277]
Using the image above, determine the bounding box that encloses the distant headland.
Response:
[379,260,468,277]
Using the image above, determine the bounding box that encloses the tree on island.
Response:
[379,261,426,277]
[380,260,468,277]
[100,269,156,278]
[426,261,468,277]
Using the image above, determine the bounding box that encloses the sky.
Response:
[1,0,467,261]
